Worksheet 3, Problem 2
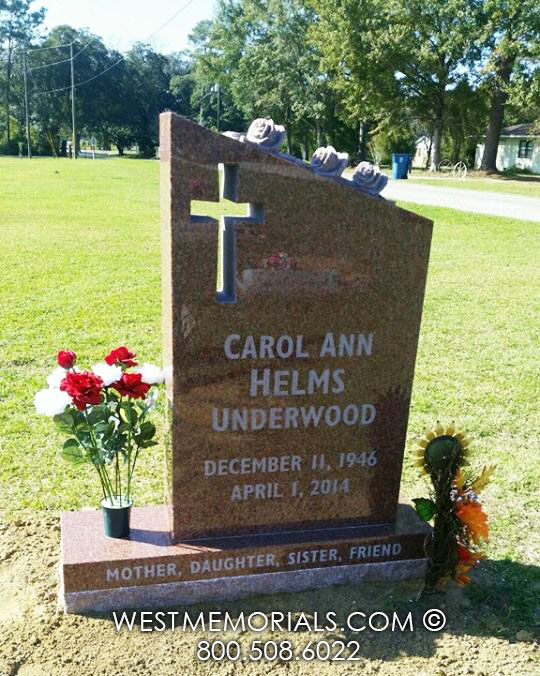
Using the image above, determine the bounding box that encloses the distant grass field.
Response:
[0,157,539,632]
[406,175,540,198]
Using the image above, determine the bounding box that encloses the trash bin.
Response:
[391,153,411,180]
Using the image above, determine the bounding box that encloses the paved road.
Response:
[381,180,540,222]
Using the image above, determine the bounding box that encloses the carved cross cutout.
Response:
[191,163,264,304]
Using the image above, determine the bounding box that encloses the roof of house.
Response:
[500,123,538,137]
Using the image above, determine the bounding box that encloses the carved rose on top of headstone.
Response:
[310,146,349,178]
[352,161,388,197]
[222,131,245,142]
[245,118,287,152]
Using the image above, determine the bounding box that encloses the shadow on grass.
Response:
[497,174,540,184]
[84,558,539,660]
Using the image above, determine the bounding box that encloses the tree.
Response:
[190,0,353,158]
[124,43,178,156]
[0,0,45,143]
[311,0,481,169]
[28,26,116,154]
[478,0,540,172]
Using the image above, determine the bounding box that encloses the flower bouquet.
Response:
[35,347,164,538]
[412,423,494,590]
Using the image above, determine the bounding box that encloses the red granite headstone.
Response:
[160,113,433,542]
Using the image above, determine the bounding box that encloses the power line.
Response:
[1,41,71,60]
[28,39,94,72]
[28,55,71,71]
[146,0,198,41]
[27,42,72,53]
[31,0,199,96]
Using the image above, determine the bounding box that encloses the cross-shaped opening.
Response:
[191,163,264,305]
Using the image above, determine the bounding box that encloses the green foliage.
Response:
[372,129,416,164]
[413,497,437,522]
[190,0,357,157]
[312,0,482,168]
[49,385,160,504]
[477,0,540,169]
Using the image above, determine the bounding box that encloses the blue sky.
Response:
[40,0,217,53]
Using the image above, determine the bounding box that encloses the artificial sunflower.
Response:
[413,423,472,477]
[412,424,494,591]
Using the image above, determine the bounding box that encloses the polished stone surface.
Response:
[160,113,433,542]
[60,503,430,598]
[63,558,428,613]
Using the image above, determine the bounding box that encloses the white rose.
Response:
[311,146,349,177]
[46,366,80,388]
[245,118,287,151]
[133,363,165,385]
[46,366,67,389]
[34,388,72,417]
[92,362,122,386]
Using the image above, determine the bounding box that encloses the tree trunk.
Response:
[425,135,433,170]
[430,117,443,171]
[116,142,125,156]
[480,58,515,172]
[315,119,322,148]
[358,121,369,162]
[453,137,462,164]
[5,46,12,144]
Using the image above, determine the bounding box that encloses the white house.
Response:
[475,123,540,173]
[412,136,431,168]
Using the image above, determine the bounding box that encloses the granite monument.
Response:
[60,113,433,612]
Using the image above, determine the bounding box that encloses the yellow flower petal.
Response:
[471,465,496,494]
[434,422,445,436]
[425,429,436,441]
[446,424,456,436]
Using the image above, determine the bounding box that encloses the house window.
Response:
[518,140,533,159]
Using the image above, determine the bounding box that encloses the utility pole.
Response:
[22,50,31,159]
[70,43,77,159]
[216,84,220,132]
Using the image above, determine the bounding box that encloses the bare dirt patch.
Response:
[0,513,538,676]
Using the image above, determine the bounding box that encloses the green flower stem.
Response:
[70,421,111,502]
[127,445,141,503]
[425,467,460,590]
[96,463,112,503]
[99,462,116,503]
[126,406,148,503]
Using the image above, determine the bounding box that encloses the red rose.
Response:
[111,373,150,399]
[57,350,76,369]
[60,371,103,411]
[105,346,138,368]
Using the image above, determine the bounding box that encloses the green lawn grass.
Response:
[0,157,539,629]
[405,175,540,198]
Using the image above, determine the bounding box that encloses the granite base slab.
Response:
[60,504,430,614]
[62,558,428,613]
